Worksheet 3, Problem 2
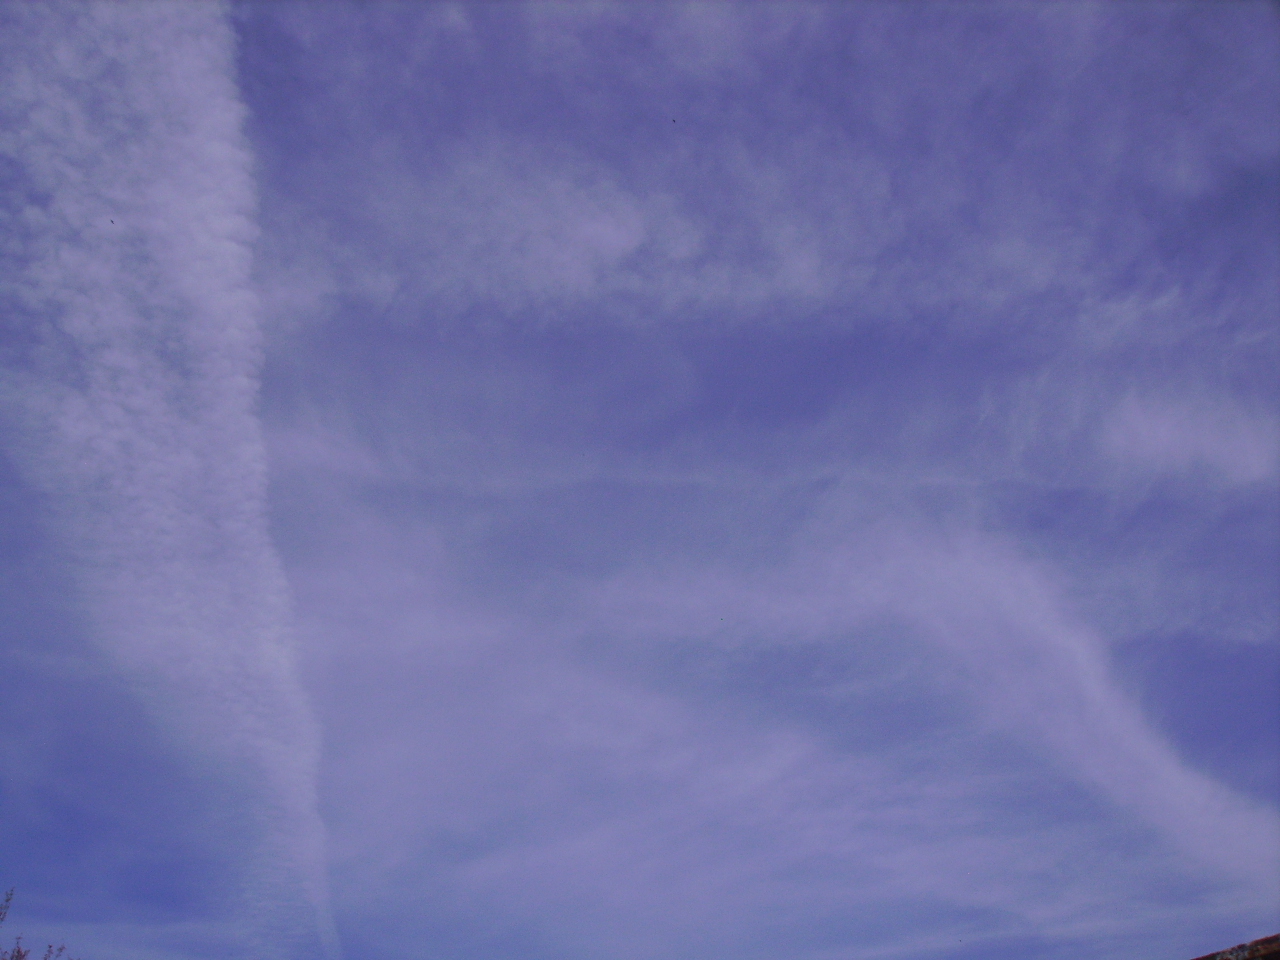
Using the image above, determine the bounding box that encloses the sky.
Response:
[0,3,1277,960]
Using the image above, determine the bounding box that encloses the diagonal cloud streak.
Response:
[0,3,339,957]
[581,507,1280,904]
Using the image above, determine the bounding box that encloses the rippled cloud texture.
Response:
[1,3,1277,959]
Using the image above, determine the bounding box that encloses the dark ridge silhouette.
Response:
[1190,934,1280,960]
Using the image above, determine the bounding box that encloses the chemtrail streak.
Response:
[0,3,339,957]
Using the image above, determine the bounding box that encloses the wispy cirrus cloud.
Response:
[211,6,1280,953]
[1102,393,1279,485]
[3,3,1276,959]
[250,1,1278,347]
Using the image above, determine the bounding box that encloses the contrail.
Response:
[0,3,341,957]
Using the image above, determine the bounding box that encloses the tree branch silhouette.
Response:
[0,890,78,960]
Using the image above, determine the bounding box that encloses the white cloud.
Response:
[570,502,1280,899]
[1103,394,1279,484]
[280,470,1276,957]
[0,3,338,956]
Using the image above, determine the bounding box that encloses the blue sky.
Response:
[1,3,1277,959]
